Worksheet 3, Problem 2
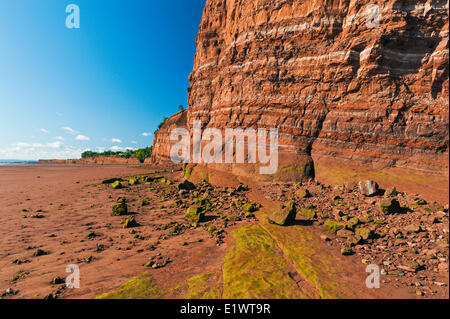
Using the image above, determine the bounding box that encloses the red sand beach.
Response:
[0,164,448,299]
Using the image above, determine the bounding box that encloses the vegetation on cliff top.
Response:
[81,146,152,163]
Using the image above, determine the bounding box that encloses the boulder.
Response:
[122,216,139,229]
[379,199,402,215]
[358,180,379,196]
[341,247,354,256]
[128,177,139,185]
[111,180,122,189]
[241,202,259,213]
[236,184,249,192]
[177,180,196,191]
[296,188,311,199]
[267,200,297,226]
[112,202,127,216]
[299,208,316,220]
[185,205,205,226]
[355,227,374,240]
[324,220,344,234]
[385,187,398,197]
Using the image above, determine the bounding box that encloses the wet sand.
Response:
[0,164,230,298]
[0,164,447,299]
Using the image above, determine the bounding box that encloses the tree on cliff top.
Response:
[81,146,152,162]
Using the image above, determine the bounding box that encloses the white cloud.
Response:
[55,136,64,140]
[75,134,90,141]
[0,145,86,161]
[12,141,62,149]
[47,141,63,148]
[40,128,49,133]
[62,127,77,134]
[131,141,138,144]
[111,138,122,143]
[142,132,152,137]
[110,146,134,152]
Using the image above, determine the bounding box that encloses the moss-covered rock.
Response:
[140,198,150,207]
[300,208,316,220]
[241,202,259,213]
[177,180,196,191]
[192,198,212,212]
[96,272,166,299]
[87,231,99,239]
[346,234,363,247]
[186,272,222,299]
[117,197,126,203]
[379,199,402,215]
[122,216,139,229]
[385,187,398,197]
[347,217,359,228]
[112,202,128,216]
[341,247,354,256]
[112,180,123,189]
[324,220,344,234]
[102,178,122,184]
[267,200,297,226]
[128,178,139,185]
[296,188,311,199]
[331,195,342,201]
[185,206,205,226]
[236,184,249,192]
[355,227,374,241]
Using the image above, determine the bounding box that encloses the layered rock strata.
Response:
[152,0,449,195]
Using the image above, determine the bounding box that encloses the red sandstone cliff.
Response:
[152,0,449,195]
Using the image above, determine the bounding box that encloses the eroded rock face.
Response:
[153,0,449,183]
[151,110,188,163]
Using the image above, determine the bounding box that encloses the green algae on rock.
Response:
[267,200,297,226]
[186,272,222,299]
[178,180,196,191]
[241,202,259,213]
[222,225,308,299]
[296,188,311,199]
[122,216,139,229]
[185,205,205,226]
[112,202,128,216]
[324,220,344,234]
[96,272,166,299]
[111,180,123,189]
[379,199,402,215]
[300,208,316,220]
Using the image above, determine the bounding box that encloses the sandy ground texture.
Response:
[0,164,448,299]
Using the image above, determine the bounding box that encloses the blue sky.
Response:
[0,0,206,160]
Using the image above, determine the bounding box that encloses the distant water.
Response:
[0,159,38,166]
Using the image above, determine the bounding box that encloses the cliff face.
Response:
[153,0,449,187]
[151,110,188,163]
